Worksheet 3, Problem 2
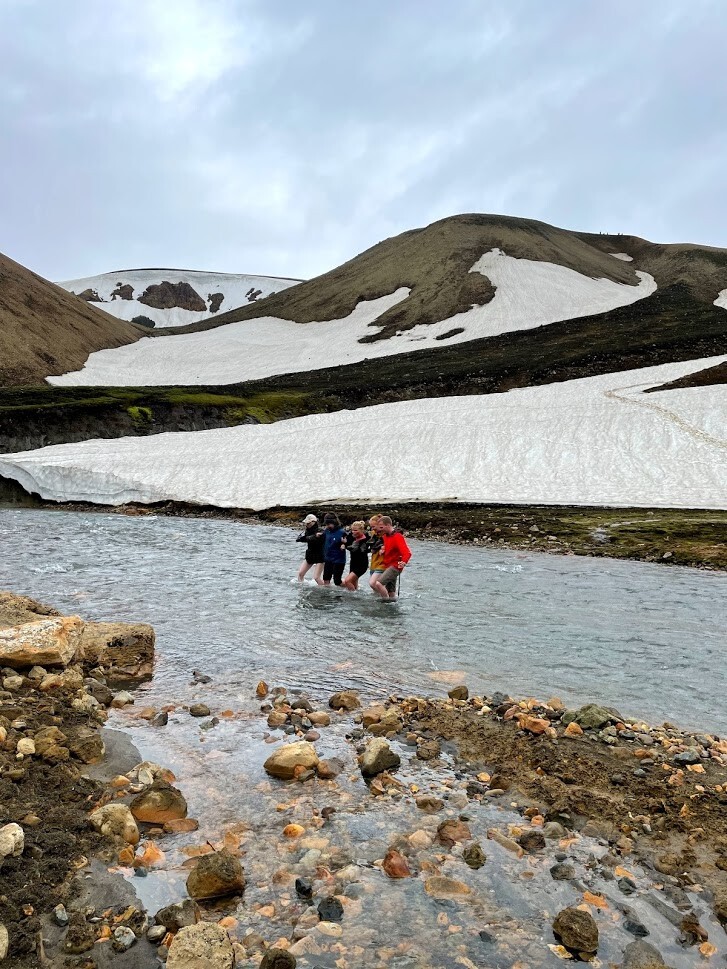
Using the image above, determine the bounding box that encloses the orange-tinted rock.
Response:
[383,848,411,878]
[564,721,584,737]
[130,781,187,823]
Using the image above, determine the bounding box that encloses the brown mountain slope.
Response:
[161,214,643,339]
[0,252,142,386]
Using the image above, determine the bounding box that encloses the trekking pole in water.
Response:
[397,570,402,598]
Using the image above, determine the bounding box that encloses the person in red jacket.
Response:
[371,516,412,600]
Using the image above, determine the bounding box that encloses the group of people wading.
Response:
[296,513,412,600]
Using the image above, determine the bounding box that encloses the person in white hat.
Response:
[295,514,325,584]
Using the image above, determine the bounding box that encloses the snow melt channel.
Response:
[50,250,656,387]
[10,356,727,511]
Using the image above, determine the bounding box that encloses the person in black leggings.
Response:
[342,521,370,591]
[295,514,325,584]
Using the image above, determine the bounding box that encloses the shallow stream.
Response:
[1,508,725,967]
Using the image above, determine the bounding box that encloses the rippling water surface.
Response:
[1,508,723,732]
[1,508,725,968]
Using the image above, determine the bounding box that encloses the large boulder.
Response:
[358,738,400,777]
[78,621,155,684]
[130,780,187,823]
[166,923,234,969]
[553,906,599,954]
[89,804,139,845]
[0,616,83,669]
[263,741,319,780]
[186,850,245,900]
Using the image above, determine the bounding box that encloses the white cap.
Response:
[303,514,318,525]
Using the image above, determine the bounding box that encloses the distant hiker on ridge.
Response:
[371,516,412,600]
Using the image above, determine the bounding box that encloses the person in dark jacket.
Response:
[342,520,370,591]
[295,513,325,584]
[321,513,347,586]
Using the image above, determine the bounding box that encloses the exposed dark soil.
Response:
[397,693,727,930]
[647,360,727,392]
[0,252,141,388]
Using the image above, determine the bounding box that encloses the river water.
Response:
[1,508,725,968]
[1,509,723,732]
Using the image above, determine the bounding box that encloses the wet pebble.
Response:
[550,862,576,880]
[53,904,69,926]
[295,877,313,898]
[189,703,210,717]
[317,897,344,922]
[147,925,167,944]
[112,926,137,951]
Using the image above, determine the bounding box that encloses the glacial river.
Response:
[2,508,726,969]
[1,508,724,733]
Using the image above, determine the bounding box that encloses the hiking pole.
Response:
[397,569,402,598]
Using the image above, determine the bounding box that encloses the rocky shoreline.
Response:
[1,591,725,968]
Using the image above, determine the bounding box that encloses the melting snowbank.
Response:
[715,288,727,310]
[50,251,655,387]
[8,357,727,510]
[58,268,300,328]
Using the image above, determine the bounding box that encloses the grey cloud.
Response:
[1,0,725,282]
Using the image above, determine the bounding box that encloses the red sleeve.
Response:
[395,533,412,564]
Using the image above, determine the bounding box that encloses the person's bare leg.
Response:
[371,578,390,600]
[313,563,325,585]
[369,573,380,593]
[297,561,312,582]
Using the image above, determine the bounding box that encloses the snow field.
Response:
[8,356,726,511]
[58,268,300,328]
[50,250,656,387]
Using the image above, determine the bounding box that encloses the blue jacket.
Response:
[323,527,346,564]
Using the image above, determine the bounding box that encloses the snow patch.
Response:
[58,268,300,328]
[610,252,633,262]
[714,288,727,310]
[51,250,656,387]
[12,357,727,511]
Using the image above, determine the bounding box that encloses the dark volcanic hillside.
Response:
[0,252,141,386]
[162,214,644,339]
[160,215,727,345]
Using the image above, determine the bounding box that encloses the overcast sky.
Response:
[2,0,725,282]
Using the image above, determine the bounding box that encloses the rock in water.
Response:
[190,703,211,717]
[552,906,599,954]
[424,876,472,899]
[89,804,139,845]
[463,843,486,869]
[166,923,234,969]
[621,940,672,968]
[448,685,469,700]
[329,690,361,710]
[518,829,546,853]
[186,850,245,900]
[130,780,187,823]
[263,741,319,780]
[383,848,411,878]
[358,738,400,776]
[260,949,297,969]
[437,819,472,847]
[0,615,83,668]
[155,899,200,931]
[317,897,344,922]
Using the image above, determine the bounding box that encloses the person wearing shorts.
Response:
[367,515,385,593]
[295,514,324,584]
[321,513,346,586]
[342,521,369,591]
[372,516,412,600]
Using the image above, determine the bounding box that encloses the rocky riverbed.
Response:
[1,591,725,968]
